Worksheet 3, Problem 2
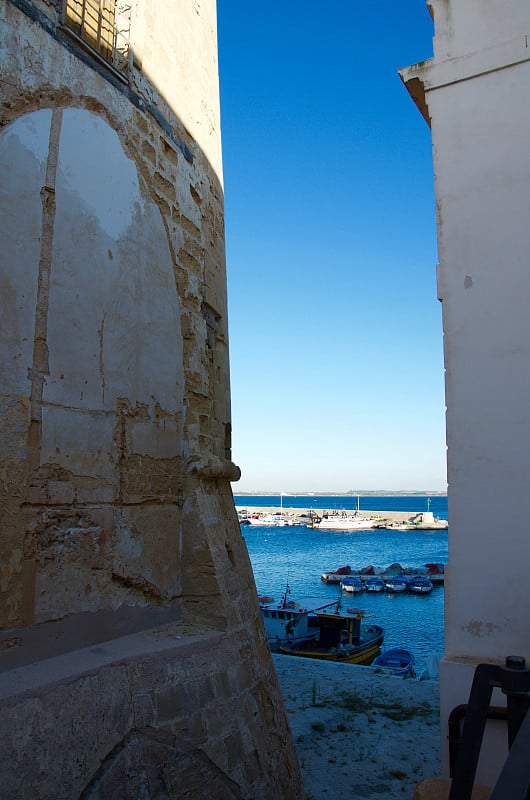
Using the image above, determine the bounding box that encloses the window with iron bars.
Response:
[63,0,131,73]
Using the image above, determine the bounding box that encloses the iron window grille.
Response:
[62,0,132,74]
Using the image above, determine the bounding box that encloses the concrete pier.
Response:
[235,506,447,527]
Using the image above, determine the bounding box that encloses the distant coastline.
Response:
[235,490,447,496]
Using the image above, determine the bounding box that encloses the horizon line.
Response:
[233,489,448,495]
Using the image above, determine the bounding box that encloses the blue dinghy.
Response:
[372,647,415,677]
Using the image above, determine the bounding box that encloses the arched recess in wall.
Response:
[0,108,185,622]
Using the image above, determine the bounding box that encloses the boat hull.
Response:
[384,579,409,593]
[316,516,375,531]
[373,647,415,676]
[279,624,384,666]
[364,578,385,592]
[248,515,287,526]
[340,577,364,593]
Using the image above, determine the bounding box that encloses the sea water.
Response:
[235,495,447,674]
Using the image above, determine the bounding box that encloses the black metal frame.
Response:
[448,656,530,800]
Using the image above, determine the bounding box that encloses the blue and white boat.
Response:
[340,576,364,593]
[408,575,434,594]
[384,576,409,593]
[373,647,415,677]
[364,576,385,592]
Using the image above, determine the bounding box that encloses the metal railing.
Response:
[63,0,131,72]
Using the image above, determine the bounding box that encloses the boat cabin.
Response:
[260,594,337,647]
[316,613,361,648]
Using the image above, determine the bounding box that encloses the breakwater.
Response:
[233,493,448,519]
[237,505,421,523]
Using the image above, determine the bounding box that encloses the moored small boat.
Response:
[340,576,364,593]
[321,563,445,586]
[373,647,415,677]
[407,575,434,594]
[247,512,288,526]
[364,576,385,592]
[385,576,409,593]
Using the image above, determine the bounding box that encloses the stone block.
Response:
[46,480,74,505]
[155,685,194,722]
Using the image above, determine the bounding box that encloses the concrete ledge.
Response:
[0,604,185,673]
[0,622,222,703]
[0,625,299,799]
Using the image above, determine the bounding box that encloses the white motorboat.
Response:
[247,513,288,526]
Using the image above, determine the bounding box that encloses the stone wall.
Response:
[0,2,302,797]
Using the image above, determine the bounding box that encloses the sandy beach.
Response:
[273,654,441,799]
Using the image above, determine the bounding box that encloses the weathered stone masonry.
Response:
[0,1,302,797]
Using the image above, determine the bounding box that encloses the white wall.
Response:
[402,0,530,786]
[429,0,530,60]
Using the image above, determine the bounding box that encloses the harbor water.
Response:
[235,495,447,674]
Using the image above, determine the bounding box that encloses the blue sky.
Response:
[217,2,447,493]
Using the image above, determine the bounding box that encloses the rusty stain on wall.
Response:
[28,108,63,476]
[462,619,502,638]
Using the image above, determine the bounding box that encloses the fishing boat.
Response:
[407,575,434,594]
[278,605,384,665]
[259,586,336,650]
[373,647,415,677]
[340,576,364,593]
